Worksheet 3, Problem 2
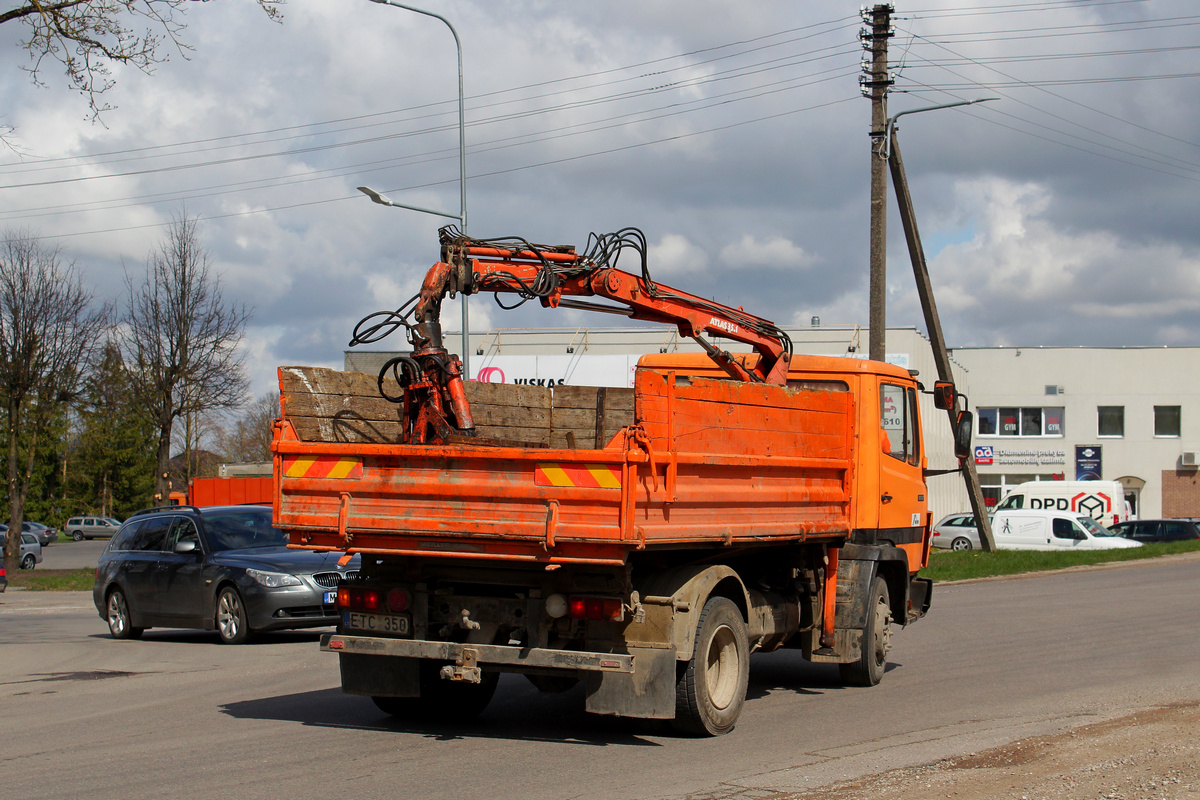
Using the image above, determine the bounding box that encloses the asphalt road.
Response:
[3,554,1198,800]
[37,538,109,570]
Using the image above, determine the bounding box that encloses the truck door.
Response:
[878,382,926,543]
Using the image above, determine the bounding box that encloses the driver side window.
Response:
[166,518,200,551]
[1052,518,1084,540]
[880,383,920,465]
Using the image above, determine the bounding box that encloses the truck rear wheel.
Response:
[673,596,749,736]
[838,575,891,687]
[372,661,498,722]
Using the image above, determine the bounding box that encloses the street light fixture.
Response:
[361,0,471,377]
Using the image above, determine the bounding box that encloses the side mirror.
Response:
[933,381,956,410]
[174,540,198,554]
[954,410,973,460]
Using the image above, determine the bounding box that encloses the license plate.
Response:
[344,611,410,635]
[323,591,336,604]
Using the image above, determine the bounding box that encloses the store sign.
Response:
[977,448,1067,466]
[1075,445,1102,480]
[974,445,994,465]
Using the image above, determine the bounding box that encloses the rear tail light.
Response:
[337,586,382,612]
[567,595,624,622]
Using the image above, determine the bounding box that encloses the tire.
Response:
[838,575,891,687]
[372,660,498,722]
[20,553,35,570]
[673,596,750,736]
[216,586,253,645]
[950,536,973,551]
[106,589,144,640]
[72,531,84,541]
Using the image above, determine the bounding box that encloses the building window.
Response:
[1097,406,1124,437]
[978,407,1064,438]
[1154,405,1181,437]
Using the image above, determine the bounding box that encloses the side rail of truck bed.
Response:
[273,366,855,565]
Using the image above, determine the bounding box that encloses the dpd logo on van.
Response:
[1029,492,1112,515]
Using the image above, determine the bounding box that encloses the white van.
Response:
[991,510,1142,551]
[994,480,1131,527]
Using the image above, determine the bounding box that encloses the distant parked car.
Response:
[0,527,43,568]
[22,521,56,546]
[932,513,986,551]
[1108,519,1200,544]
[65,516,122,541]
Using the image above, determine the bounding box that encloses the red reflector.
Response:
[328,639,344,650]
[386,588,410,612]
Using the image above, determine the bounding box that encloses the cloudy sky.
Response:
[1,0,1198,400]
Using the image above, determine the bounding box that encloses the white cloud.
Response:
[719,234,816,271]
[648,233,709,278]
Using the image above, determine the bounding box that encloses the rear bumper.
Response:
[320,633,634,674]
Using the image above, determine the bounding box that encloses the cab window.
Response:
[880,383,920,466]
[1052,518,1086,540]
[996,494,1024,510]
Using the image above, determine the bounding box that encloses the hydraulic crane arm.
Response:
[351,227,794,443]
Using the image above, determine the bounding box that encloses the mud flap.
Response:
[805,559,873,663]
[339,652,420,698]
[584,647,676,719]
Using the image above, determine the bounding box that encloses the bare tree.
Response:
[214,392,275,463]
[0,230,111,574]
[121,212,249,504]
[0,0,283,123]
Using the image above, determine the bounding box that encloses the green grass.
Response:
[923,539,1200,583]
[5,568,95,591]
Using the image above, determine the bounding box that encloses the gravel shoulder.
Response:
[784,700,1200,800]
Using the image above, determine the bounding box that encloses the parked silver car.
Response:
[0,530,43,569]
[22,521,56,546]
[932,513,987,551]
[65,516,122,541]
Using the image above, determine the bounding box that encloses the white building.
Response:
[948,346,1200,520]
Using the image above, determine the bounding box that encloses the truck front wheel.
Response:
[673,596,749,736]
[838,575,891,687]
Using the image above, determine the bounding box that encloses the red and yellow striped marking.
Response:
[535,463,622,489]
[283,456,363,480]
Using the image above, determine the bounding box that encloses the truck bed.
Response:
[274,366,855,565]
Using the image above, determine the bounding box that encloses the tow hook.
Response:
[440,647,482,684]
[459,608,481,631]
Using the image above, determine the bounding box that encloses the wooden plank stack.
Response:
[278,366,634,448]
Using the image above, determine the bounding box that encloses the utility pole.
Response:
[862,4,893,363]
[888,124,996,551]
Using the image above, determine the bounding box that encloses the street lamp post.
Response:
[360,0,471,377]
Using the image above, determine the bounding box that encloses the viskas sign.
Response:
[471,354,638,388]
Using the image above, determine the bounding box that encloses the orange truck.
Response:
[272,228,970,735]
